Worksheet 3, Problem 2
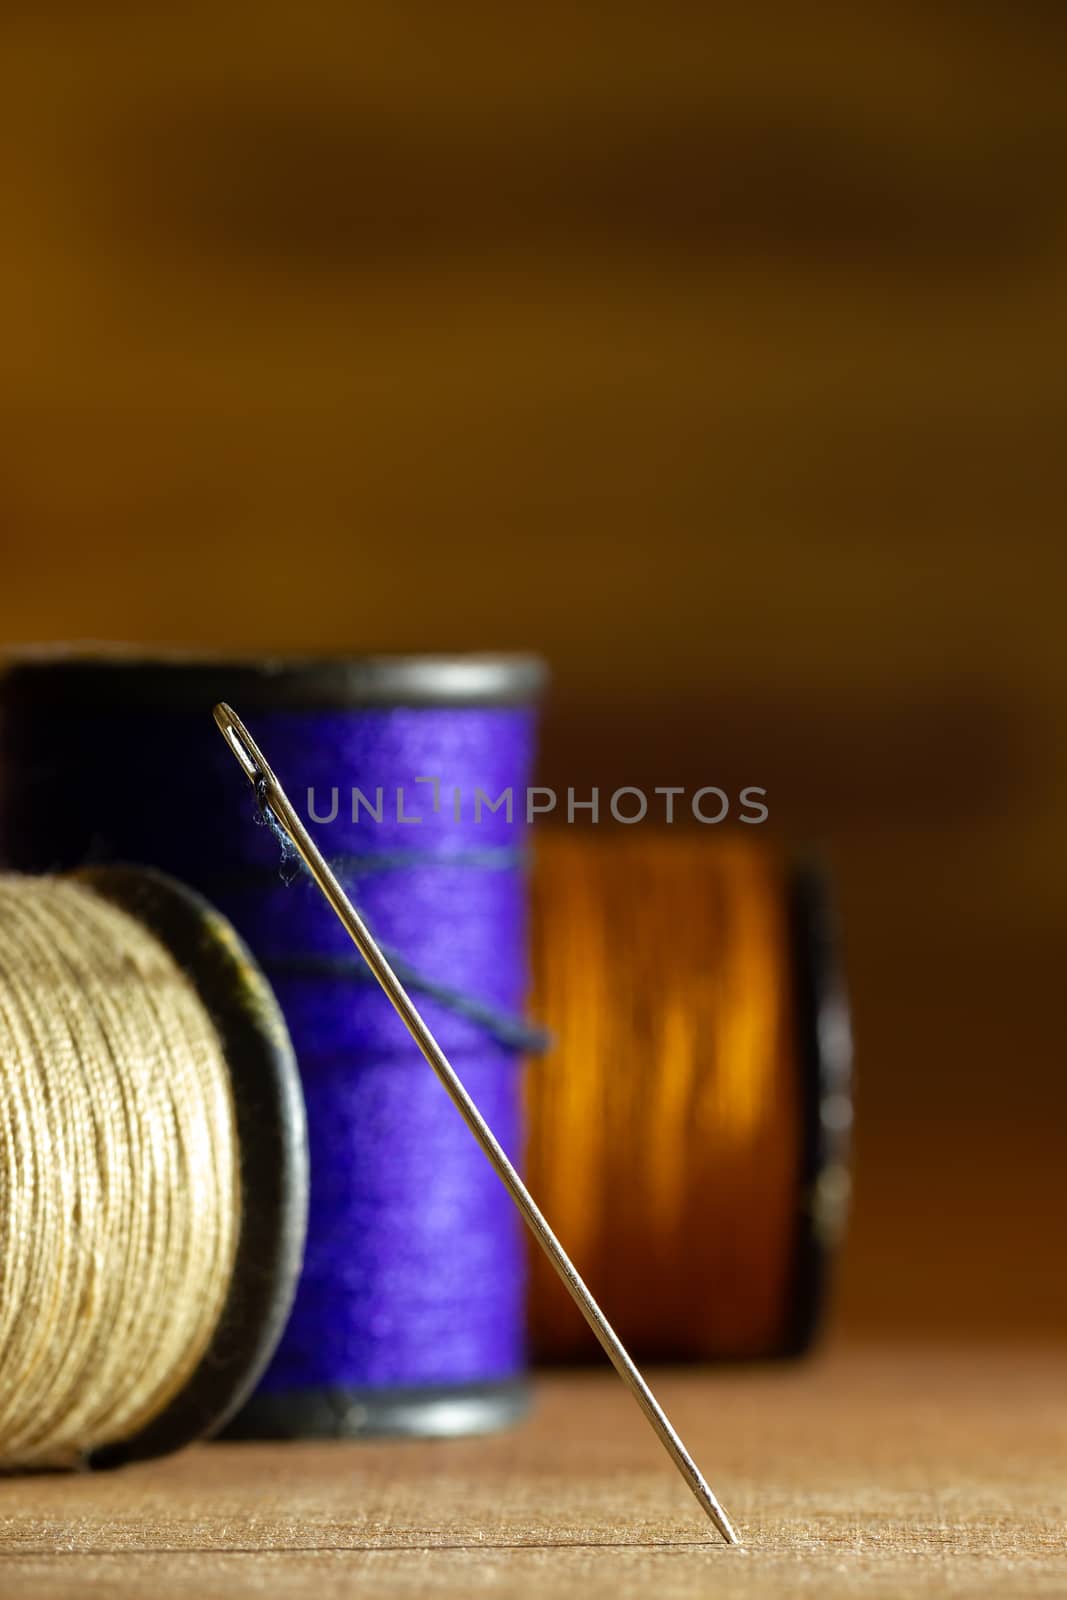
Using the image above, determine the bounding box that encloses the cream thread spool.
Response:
[0,868,307,1469]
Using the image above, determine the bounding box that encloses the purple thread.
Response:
[0,699,537,1395]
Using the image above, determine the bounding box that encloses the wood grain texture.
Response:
[1,1347,1064,1597]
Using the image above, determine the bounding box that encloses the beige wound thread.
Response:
[0,876,241,1467]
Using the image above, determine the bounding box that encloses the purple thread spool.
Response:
[0,651,545,1438]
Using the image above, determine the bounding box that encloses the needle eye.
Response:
[213,703,266,785]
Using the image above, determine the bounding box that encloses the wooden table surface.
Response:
[2,1343,1064,1598]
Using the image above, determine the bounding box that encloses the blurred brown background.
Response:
[3,3,1065,1339]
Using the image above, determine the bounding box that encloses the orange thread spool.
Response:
[525,831,849,1363]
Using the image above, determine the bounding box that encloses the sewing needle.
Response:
[213,701,740,1546]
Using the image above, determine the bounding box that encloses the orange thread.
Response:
[526,832,802,1361]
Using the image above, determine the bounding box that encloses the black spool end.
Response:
[77,866,309,1469]
[780,858,853,1358]
[225,1378,531,1442]
[0,648,547,710]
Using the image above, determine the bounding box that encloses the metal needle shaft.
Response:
[213,701,740,1546]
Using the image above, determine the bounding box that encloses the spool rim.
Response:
[0,648,547,707]
[781,858,852,1356]
[225,1378,531,1442]
[77,865,309,1467]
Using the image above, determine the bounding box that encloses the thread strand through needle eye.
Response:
[251,773,550,1053]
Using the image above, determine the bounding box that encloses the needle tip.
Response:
[712,1507,742,1547]
[693,1481,741,1545]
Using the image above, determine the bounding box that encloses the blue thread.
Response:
[255,779,302,885]
[253,782,549,1053]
